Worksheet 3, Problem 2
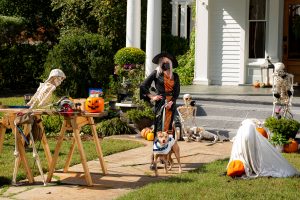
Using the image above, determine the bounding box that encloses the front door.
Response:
[283,0,300,84]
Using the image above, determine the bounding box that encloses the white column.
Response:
[267,0,280,61]
[194,0,210,85]
[180,3,188,38]
[171,1,179,36]
[126,0,141,48]
[145,0,161,76]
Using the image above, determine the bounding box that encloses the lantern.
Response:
[85,97,104,113]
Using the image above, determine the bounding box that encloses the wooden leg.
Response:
[0,126,6,154]
[63,137,76,172]
[46,120,67,183]
[71,118,93,186]
[88,117,107,174]
[16,132,34,183]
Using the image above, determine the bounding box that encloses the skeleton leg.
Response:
[28,127,46,186]
[12,126,19,185]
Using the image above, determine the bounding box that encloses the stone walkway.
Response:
[1,136,232,200]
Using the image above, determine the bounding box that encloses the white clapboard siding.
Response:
[209,0,246,85]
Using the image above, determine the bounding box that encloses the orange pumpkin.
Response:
[284,140,298,153]
[256,127,268,139]
[141,127,152,138]
[227,160,245,177]
[253,80,260,88]
[85,97,104,113]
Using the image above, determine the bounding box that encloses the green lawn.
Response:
[0,134,143,186]
[118,153,300,200]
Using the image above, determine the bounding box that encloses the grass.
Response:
[118,154,300,200]
[0,133,143,186]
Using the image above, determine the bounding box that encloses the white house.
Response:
[126,0,300,85]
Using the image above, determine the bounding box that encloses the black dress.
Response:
[140,70,180,135]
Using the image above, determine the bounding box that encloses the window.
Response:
[249,0,267,58]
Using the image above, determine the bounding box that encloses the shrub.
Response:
[42,115,63,136]
[43,33,114,98]
[96,117,135,137]
[161,34,189,57]
[265,117,300,140]
[114,47,145,66]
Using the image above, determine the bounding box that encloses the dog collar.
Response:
[153,137,175,154]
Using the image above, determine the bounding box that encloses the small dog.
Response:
[153,131,182,176]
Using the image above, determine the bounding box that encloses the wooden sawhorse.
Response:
[0,109,52,184]
[46,112,108,186]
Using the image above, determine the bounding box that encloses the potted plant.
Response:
[264,116,300,152]
[110,47,146,102]
[270,133,289,152]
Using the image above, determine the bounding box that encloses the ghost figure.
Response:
[27,69,66,108]
[177,94,218,142]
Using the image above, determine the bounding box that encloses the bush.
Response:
[161,34,189,57]
[43,33,114,98]
[42,115,63,136]
[265,117,300,141]
[96,117,135,137]
[114,47,145,66]
[0,43,50,90]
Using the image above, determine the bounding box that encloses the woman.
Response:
[140,52,180,170]
[140,52,180,136]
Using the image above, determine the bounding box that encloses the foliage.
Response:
[264,117,300,140]
[0,15,25,45]
[42,115,63,135]
[114,47,146,66]
[0,135,142,186]
[43,33,114,98]
[0,43,50,90]
[0,0,60,44]
[96,117,135,137]
[51,0,98,34]
[52,0,127,51]
[161,34,189,57]
[175,28,195,85]
[124,103,155,123]
[119,157,300,200]
[270,133,289,146]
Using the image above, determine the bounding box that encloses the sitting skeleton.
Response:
[272,63,294,117]
[177,94,218,143]
[27,69,66,109]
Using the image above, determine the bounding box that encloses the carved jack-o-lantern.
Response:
[85,97,104,113]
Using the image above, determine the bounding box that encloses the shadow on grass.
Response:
[0,177,11,186]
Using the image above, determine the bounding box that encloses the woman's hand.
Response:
[166,101,173,109]
[149,94,163,102]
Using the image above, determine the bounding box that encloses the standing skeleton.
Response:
[176,94,218,143]
[272,63,294,118]
[12,69,65,185]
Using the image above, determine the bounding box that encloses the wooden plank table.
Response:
[0,108,52,184]
[0,108,108,186]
